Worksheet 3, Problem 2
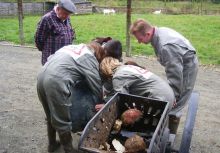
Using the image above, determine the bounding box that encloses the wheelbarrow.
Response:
[78,92,199,153]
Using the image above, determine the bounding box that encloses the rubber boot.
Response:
[47,122,60,152]
[169,115,180,134]
[58,131,74,153]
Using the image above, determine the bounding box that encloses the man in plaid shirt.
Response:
[35,0,76,65]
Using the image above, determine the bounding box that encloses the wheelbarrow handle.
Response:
[179,91,199,153]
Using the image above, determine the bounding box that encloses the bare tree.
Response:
[17,0,24,45]
[126,0,132,56]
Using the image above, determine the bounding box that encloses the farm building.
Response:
[0,0,93,16]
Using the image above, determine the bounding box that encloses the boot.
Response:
[58,131,74,153]
[169,115,180,134]
[47,122,60,152]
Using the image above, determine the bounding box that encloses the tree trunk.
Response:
[126,0,132,57]
[17,0,24,45]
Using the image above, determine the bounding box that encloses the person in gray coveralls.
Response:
[37,42,105,153]
[100,57,175,109]
[130,19,199,134]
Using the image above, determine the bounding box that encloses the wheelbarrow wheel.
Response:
[179,91,199,153]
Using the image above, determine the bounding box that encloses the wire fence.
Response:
[1,1,220,16]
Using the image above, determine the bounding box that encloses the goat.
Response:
[153,10,162,15]
[103,9,115,15]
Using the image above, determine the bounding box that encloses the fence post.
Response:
[17,0,25,45]
[126,0,132,57]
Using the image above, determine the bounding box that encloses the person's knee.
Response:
[168,115,181,134]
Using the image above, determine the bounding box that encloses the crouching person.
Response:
[100,57,175,110]
[37,42,105,153]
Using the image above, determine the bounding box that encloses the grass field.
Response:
[0,14,220,65]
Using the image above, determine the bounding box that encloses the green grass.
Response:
[90,0,220,11]
[0,14,220,65]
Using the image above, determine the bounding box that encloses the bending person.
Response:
[130,19,198,133]
[100,57,175,110]
[37,42,105,153]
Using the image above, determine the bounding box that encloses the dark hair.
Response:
[87,42,105,63]
[104,40,122,62]
[124,61,145,69]
[92,37,112,46]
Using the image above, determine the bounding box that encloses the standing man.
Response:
[35,0,76,65]
[130,19,198,134]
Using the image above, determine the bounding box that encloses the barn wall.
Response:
[0,2,93,16]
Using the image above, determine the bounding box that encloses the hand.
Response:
[172,100,177,108]
[95,104,105,112]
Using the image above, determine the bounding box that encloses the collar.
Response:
[151,27,159,48]
[112,63,122,76]
[151,27,161,57]
[54,5,58,17]
[152,27,155,38]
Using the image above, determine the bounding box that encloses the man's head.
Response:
[130,19,154,44]
[57,0,76,20]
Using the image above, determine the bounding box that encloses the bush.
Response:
[211,0,220,3]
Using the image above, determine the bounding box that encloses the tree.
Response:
[17,0,24,45]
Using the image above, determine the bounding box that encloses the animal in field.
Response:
[153,10,162,14]
[103,9,116,15]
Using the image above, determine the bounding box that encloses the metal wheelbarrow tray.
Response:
[79,93,170,153]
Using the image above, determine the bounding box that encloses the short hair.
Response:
[100,57,121,79]
[130,19,152,35]
[92,37,112,46]
[87,42,105,63]
[104,40,122,61]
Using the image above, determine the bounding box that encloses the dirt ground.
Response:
[0,43,220,153]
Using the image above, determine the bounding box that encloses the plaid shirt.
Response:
[35,9,75,65]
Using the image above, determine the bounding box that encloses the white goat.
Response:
[153,10,162,15]
[103,9,115,15]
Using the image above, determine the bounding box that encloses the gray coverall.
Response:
[110,65,175,109]
[37,44,102,132]
[151,27,198,115]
